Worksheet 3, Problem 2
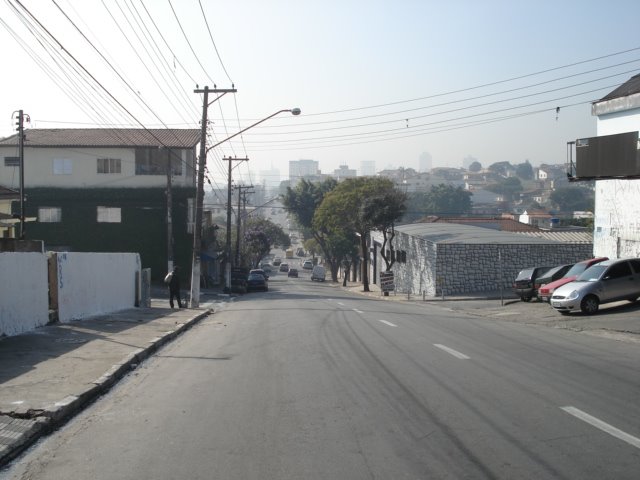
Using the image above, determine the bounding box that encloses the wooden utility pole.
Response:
[235,185,253,266]
[190,86,236,307]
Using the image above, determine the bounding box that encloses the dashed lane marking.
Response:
[378,320,397,327]
[433,344,470,360]
[561,406,640,450]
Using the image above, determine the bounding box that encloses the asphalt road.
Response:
[4,271,639,479]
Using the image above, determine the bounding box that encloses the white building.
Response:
[289,159,319,182]
[359,160,376,176]
[590,74,640,258]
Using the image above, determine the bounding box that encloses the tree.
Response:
[515,160,534,180]
[242,218,289,267]
[405,184,472,221]
[549,187,594,212]
[363,187,407,272]
[468,161,482,172]
[488,161,512,176]
[485,177,523,202]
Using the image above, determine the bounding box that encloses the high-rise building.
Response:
[289,159,319,181]
[419,152,432,172]
[333,165,357,180]
[359,160,376,176]
[258,167,280,189]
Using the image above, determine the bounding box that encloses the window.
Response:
[4,157,19,167]
[135,148,185,176]
[38,207,62,223]
[53,158,72,175]
[97,158,121,174]
[97,206,121,223]
[607,261,632,279]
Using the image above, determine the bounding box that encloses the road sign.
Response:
[380,271,395,292]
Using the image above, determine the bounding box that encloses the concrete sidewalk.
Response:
[342,281,640,341]
[0,294,227,467]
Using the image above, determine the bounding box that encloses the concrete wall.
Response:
[593,106,640,258]
[372,230,593,296]
[54,252,141,322]
[0,252,49,336]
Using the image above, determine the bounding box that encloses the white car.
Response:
[311,265,326,282]
[302,260,313,270]
[550,258,640,314]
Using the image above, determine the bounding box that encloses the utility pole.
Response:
[13,110,29,240]
[191,86,236,308]
[224,156,248,292]
[235,185,253,266]
[165,147,174,273]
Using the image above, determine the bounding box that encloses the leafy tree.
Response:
[549,187,594,212]
[363,188,407,272]
[468,161,482,172]
[488,161,512,176]
[242,218,289,267]
[404,184,472,221]
[485,177,523,202]
[515,160,534,180]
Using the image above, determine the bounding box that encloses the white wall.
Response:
[0,146,194,189]
[593,107,640,258]
[0,252,49,336]
[56,252,141,322]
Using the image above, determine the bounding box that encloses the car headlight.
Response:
[566,290,579,300]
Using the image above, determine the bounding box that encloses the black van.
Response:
[513,266,552,302]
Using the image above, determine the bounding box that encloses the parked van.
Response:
[311,265,326,282]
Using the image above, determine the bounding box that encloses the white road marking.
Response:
[378,320,397,327]
[337,302,344,306]
[561,406,640,450]
[352,309,364,314]
[433,344,470,360]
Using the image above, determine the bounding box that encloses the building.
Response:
[0,185,20,238]
[289,159,319,182]
[589,74,640,258]
[0,128,200,281]
[333,165,357,180]
[359,160,376,176]
[370,223,592,296]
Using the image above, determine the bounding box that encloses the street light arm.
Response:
[206,108,300,154]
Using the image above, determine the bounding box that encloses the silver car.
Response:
[550,258,640,314]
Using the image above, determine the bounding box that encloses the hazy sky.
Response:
[0,0,638,187]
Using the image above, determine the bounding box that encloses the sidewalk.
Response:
[0,292,228,467]
[342,281,640,341]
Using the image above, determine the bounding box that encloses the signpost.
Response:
[380,271,395,294]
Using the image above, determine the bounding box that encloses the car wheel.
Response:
[628,296,637,303]
[521,296,531,302]
[580,295,599,314]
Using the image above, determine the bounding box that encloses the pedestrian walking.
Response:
[166,266,183,308]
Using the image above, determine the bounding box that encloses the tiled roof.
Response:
[0,185,19,199]
[596,73,640,102]
[516,231,593,244]
[0,128,200,148]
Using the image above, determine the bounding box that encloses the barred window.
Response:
[38,207,62,223]
[97,206,121,223]
[97,158,121,174]
[4,156,19,167]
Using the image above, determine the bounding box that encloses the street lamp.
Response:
[189,107,301,307]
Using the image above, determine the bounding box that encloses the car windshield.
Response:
[564,262,589,277]
[248,274,263,281]
[576,264,607,282]
[515,269,534,281]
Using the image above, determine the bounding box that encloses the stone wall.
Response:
[372,230,593,296]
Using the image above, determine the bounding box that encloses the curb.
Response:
[0,309,213,468]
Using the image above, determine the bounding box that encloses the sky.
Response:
[0,0,638,188]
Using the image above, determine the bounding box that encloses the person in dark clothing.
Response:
[168,266,183,308]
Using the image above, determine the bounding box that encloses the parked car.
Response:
[302,260,314,270]
[311,265,326,282]
[550,258,640,314]
[538,257,608,302]
[250,268,269,280]
[533,263,574,297]
[230,267,249,294]
[513,266,553,301]
[246,273,269,292]
[288,268,299,278]
[279,263,289,272]
[273,258,282,266]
